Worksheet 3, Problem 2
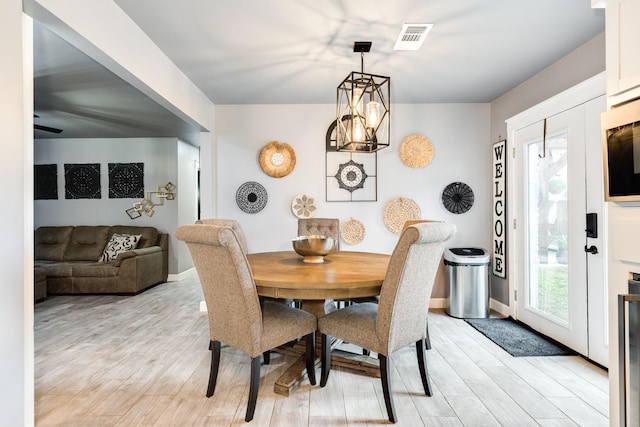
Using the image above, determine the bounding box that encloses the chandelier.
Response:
[336,41,390,153]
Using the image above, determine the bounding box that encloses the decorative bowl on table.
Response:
[292,235,336,263]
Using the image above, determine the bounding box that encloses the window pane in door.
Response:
[526,133,569,323]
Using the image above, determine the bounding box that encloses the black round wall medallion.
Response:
[335,160,368,193]
[236,181,268,214]
[442,182,474,214]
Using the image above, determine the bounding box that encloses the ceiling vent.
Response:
[393,23,433,51]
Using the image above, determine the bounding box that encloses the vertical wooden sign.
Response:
[492,140,506,278]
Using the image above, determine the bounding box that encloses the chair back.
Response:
[196,218,248,253]
[376,222,456,354]
[176,224,262,355]
[297,218,340,250]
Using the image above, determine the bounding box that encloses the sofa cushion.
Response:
[34,226,73,261]
[99,233,141,262]
[36,261,75,278]
[110,226,158,249]
[72,262,120,277]
[64,226,110,261]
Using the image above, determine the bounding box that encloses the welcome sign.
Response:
[492,140,506,278]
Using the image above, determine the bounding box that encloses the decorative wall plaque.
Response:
[236,181,268,214]
[259,141,296,178]
[291,194,317,218]
[383,197,422,234]
[340,218,366,245]
[34,164,58,200]
[442,182,474,214]
[492,140,506,278]
[109,162,144,198]
[64,163,101,199]
[326,152,377,202]
[335,160,367,192]
[399,134,434,168]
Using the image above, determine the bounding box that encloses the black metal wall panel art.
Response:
[108,162,144,198]
[64,163,101,199]
[34,164,58,200]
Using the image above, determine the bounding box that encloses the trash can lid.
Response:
[444,247,490,264]
[450,248,486,257]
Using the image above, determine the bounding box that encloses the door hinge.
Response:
[513,218,517,229]
[514,289,518,301]
[512,146,516,158]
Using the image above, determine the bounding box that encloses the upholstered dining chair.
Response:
[196,218,248,252]
[176,224,317,422]
[318,221,456,423]
[297,218,340,250]
[197,218,293,309]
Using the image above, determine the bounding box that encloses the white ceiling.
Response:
[32,0,605,142]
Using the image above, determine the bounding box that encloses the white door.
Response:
[511,95,607,365]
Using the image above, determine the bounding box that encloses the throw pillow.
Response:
[99,233,141,262]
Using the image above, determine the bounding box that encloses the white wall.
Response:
[33,137,195,275]
[1,3,32,426]
[177,140,200,272]
[214,103,491,298]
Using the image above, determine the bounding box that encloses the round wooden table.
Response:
[247,250,390,395]
[248,250,390,318]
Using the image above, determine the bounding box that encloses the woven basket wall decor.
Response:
[399,134,434,168]
[340,218,366,245]
[383,197,422,234]
[259,141,296,178]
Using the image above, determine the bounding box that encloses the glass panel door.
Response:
[514,105,588,355]
[526,132,569,324]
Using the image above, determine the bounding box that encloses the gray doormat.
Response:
[465,316,578,357]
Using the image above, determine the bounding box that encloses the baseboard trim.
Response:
[490,298,510,316]
[168,267,195,282]
[430,298,446,309]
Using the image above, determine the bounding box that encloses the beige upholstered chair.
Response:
[197,218,292,307]
[297,218,342,308]
[176,224,317,422]
[318,222,456,423]
[297,218,340,250]
[196,218,248,253]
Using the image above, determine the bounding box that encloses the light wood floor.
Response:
[35,270,609,426]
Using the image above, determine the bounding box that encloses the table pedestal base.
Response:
[272,299,380,396]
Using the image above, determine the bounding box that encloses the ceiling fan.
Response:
[34,114,63,134]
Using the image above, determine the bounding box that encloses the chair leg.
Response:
[206,340,221,397]
[305,332,316,385]
[245,357,261,422]
[425,319,432,350]
[262,350,271,365]
[379,354,397,423]
[416,339,433,396]
[320,333,331,387]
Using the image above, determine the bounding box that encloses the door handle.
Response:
[584,245,598,255]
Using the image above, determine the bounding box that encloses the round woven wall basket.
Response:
[383,197,422,234]
[399,134,434,168]
[259,141,296,178]
[340,218,366,245]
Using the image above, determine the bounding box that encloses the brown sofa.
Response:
[34,225,168,295]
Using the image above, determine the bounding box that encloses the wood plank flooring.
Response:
[34,270,609,426]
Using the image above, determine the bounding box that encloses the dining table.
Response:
[247,250,390,396]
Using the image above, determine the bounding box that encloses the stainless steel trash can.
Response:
[444,248,490,318]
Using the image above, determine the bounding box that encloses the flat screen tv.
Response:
[602,98,640,202]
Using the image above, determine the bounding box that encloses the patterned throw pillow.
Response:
[99,233,141,262]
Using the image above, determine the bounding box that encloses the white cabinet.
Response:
[607,0,640,106]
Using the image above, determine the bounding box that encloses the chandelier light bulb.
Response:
[352,88,364,116]
[366,101,380,128]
